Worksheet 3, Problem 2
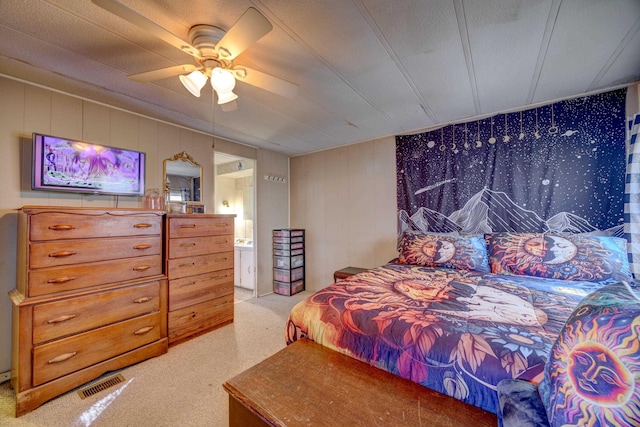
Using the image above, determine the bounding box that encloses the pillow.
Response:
[396,230,460,250]
[485,232,631,282]
[397,232,490,272]
[538,281,640,426]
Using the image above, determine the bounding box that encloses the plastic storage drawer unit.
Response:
[272,229,305,296]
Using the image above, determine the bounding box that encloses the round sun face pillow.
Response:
[539,281,640,426]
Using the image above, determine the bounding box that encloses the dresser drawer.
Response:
[33,281,161,344]
[168,295,234,344]
[169,269,233,311]
[167,251,233,280]
[168,235,233,259]
[30,236,162,268]
[168,217,233,239]
[29,212,162,241]
[32,311,162,386]
[28,255,163,297]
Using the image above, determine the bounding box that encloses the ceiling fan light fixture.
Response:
[215,90,239,105]
[179,70,207,97]
[210,67,238,104]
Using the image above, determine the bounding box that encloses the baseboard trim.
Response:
[0,371,10,383]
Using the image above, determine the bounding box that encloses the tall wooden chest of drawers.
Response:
[9,206,168,417]
[165,214,235,345]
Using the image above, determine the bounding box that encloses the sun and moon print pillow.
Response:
[397,232,490,272]
[485,232,631,282]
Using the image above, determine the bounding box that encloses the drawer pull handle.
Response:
[133,223,152,228]
[49,251,76,258]
[214,274,228,279]
[180,243,196,247]
[48,352,77,364]
[47,276,76,284]
[179,262,195,268]
[134,296,153,303]
[48,224,76,231]
[180,224,197,228]
[133,244,152,250]
[178,312,196,320]
[180,281,197,287]
[215,239,227,244]
[133,265,151,271]
[134,326,154,335]
[215,257,228,262]
[47,314,76,324]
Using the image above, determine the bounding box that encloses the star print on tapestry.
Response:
[396,88,627,239]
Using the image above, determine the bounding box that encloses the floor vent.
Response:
[77,374,125,399]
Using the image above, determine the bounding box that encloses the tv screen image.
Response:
[33,133,146,196]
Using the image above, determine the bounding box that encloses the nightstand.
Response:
[333,266,368,282]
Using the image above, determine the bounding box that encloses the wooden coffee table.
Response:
[223,339,496,427]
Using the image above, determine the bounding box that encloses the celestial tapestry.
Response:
[396,88,627,238]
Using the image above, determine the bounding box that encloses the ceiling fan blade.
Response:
[129,64,200,82]
[231,66,299,99]
[220,101,238,112]
[215,8,273,61]
[91,0,201,58]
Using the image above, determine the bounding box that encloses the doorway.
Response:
[214,152,256,301]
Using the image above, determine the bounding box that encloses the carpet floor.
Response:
[0,289,310,427]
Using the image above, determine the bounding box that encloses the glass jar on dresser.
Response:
[164,213,235,345]
[10,206,168,417]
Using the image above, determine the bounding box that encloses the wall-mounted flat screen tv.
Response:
[32,133,146,196]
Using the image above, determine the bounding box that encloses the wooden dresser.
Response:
[10,206,168,416]
[165,214,235,345]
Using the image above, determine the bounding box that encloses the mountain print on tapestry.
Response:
[396,89,627,241]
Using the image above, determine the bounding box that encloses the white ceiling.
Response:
[1,0,639,156]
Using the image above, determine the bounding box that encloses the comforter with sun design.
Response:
[285,263,606,414]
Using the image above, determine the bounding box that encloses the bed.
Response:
[285,232,633,414]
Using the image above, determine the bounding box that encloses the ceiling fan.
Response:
[91,0,298,109]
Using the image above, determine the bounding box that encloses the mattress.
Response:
[286,263,605,413]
